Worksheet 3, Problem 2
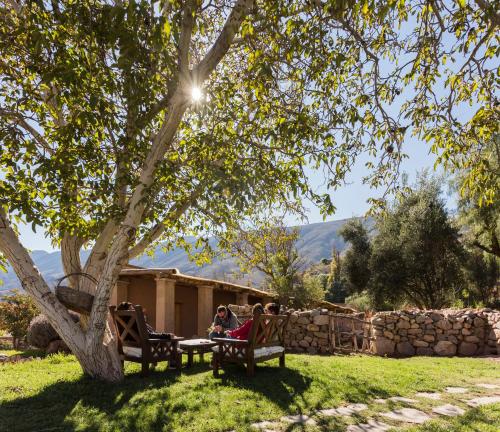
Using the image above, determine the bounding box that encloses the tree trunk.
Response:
[0,208,124,382]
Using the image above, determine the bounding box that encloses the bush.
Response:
[0,289,39,348]
[27,311,79,350]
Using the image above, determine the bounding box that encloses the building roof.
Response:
[119,267,274,298]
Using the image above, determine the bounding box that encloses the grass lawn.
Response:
[0,351,499,432]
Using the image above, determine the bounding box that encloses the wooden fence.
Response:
[329,313,374,354]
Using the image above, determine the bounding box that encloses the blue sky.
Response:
[18,135,444,252]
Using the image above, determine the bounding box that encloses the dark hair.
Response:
[117,302,133,311]
[217,305,227,313]
[265,303,280,315]
[252,303,265,315]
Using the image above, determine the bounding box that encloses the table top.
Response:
[179,338,217,347]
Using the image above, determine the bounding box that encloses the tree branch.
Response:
[61,233,84,288]
[474,0,500,27]
[194,0,254,82]
[0,108,54,155]
[128,182,206,258]
[178,0,197,77]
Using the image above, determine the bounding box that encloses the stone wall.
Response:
[371,309,500,357]
[229,305,349,355]
[228,304,500,357]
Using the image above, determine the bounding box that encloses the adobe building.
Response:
[111,267,274,338]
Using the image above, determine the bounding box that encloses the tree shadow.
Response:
[0,365,183,432]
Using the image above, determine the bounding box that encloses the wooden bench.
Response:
[109,305,184,376]
[212,312,289,377]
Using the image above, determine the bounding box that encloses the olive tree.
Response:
[0,0,497,381]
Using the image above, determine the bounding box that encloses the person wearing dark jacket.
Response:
[209,305,239,339]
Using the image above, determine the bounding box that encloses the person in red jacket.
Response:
[225,303,265,340]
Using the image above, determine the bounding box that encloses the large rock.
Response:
[27,312,79,349]
[397,320,411,329]
[416,347,434,356]
[413,340,429,347]
[397,341,415,356]
[458,342,477,356]
[434,341,457,357]
[313,314,330,326]
[373,337,395,356]
[307,324,320,332]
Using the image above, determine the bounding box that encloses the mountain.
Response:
[0,218,365,292]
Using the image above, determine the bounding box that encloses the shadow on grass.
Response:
[0,365,184,432]
[0,356,409,432]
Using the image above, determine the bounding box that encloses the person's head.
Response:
[252,303,265,315]
[265,303,280,315]
[117,301,133,311]
[216,305,227,319]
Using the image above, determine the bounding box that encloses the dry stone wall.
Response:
[228,304,500,357]
[371,309,500,357]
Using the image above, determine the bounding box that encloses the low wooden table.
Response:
[179,338,217,367]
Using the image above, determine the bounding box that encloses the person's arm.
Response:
[227,319,252,340]
[228,314,238,330]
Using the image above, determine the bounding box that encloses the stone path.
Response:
[445,386,469,394]
[432,404,465,417]
[346,420,390,432]
[388,396,417,404]
[250,420,280,431]
[280,414,316,426]
[380,407,432,424]
[466,396,500,407]
[416,392,441,400]
[475,383,500,389]
[319,403,368,417]
[247,381,500,432]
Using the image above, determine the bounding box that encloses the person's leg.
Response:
[209,331,226,339]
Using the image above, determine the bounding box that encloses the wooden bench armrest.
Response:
[213,338,248,344]
[147,336,185,343]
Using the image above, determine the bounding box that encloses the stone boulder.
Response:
[313,314,330,326]
[27,312,79,350]
[373,337,395,356]
[458,342,477,356]
[397,341,415,356]
[434,341,457,357]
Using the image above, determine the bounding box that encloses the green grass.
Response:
[0,353,499,432]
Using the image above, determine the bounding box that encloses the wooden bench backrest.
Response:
[248,312,289,349]
[109,305,150,350]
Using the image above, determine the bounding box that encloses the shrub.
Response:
[0,289,39,348]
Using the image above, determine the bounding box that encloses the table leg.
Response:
[187,349,193,368]
[199,352,204,363]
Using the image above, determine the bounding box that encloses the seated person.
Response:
[209,305,239,339]
[265,302,280,315]
[224,303,265,340]
[116,302,173,340]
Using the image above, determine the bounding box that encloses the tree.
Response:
[339,220,372,294]
[369,175,465,309]
[0,289,39,348]
[455,138,500,258]
[0,1,496,381]
[325,247,348,303]
[229,217,303,305]
[462,249,499,306]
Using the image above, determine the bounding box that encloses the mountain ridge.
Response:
[0,218,365,291]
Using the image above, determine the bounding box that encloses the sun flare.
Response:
[191,86,203,102]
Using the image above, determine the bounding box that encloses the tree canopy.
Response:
[0,0,498,381]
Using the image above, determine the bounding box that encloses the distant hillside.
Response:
[0,218,368,291]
